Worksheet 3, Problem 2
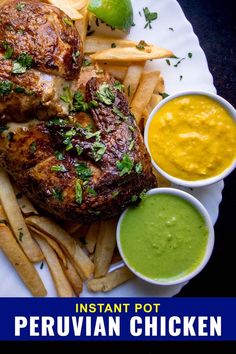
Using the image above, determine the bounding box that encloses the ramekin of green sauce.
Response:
[117,188,214,286]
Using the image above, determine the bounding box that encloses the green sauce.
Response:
[120,193,208,282]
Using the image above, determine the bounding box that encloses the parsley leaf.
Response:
[160,92,169,99]
[92,142,106,162]
[116,154,133,176]
[2,41,13,59]
[111,43,117,48]
[188,52,193,59]
[51,188,64,201]
[75,163,92,181]
[143,7,158,29]
[72,50,80,63]
[63,17,73,26]
[0,80,13,95]
[60,87,72,108]
[16,2,25,11]
[51,164,68,173]
[75,180,83,204]
[113,81,124,92]
[135,162,142,174]
[12,52,33,74]
[55,151,64,161]
[86,187,97,197]
[112,106,128,121]
[136,40,148,50]
[29,141,37,154]
[96,84,115,105]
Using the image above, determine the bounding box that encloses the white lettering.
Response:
[41,317,55,336]
[130,316,142,336]
[160,316,166,336]
[57,316,69,337]
[183,316,196,336]
[169,316,181,336]
[30,316,40,336]
[210,317,222,336]
[94,317,106,336]
[108,317,120,336]
[15,317,27,336]
[145,316,157,336]
[198,316,208,336]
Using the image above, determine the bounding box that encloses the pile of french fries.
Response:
[0,0,172,297]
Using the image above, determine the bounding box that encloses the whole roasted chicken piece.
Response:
[0,0,83,122]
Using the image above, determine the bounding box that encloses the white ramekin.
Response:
[116,188,215,286]
[144,91,236,187]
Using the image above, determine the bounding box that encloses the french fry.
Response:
[87,266,134,292]
[25,216,94,279]
[48,0,83,19]
[85,37,139,54]
[90,45,173,62]
[63,221,81,235]
[0,168,43,262]
[131,71,160,124]
[75,6,88,43]
[94,219,117,278]
[154,74,165,94]
[34,234,74,297]
[29,226,67,268]
[85,221,100,254]
[123,64,144,102]
[0,223,46,297]
[66,0,88,11]
[147,94,163,114]
[61,257,83,296]
[13,187,38,216]
[98,64,127,81]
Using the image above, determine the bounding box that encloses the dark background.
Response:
[176,0,236,297]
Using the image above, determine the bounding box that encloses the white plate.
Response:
[0,0,224,297]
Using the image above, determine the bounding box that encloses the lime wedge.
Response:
[88,0,133,32]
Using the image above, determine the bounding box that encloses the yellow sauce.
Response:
[148,95,236,181]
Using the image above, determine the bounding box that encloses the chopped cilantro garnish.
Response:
[12,52,33,74]
[17,29,25,35]
[75,163,92,181]
[60,87,72,108]
[111,43,117,48]
[96,84,115,105]
[127,85,131,97]
[135,162,142,174]
[112,191,120,198]
[136,40,148,50]
[129,140,135,151]
[91,142,106,161]
[19,230,24,242]
[174,57,185,68]
[16,2,25,11]
[113,81,124,92]
[75,180,83,204]
[188,52,193,58]
[160,92,169,99]
[180,75,183,81]
[86,130,101,141]
[131,195,138,203]
[40,262,44,269]
[116,154,133,176]
[51,188,64,201]
[55,151,64,161]
[3,41,13,59]
[128,125,135,132]
[72,50,80,63]
[14,86,25,93]
[86,187,97,197]
[139,189,147,200]
[51,164,68,173]
[166,59,171,66]
[0,80,12,95]
[83,58,92,67]
[169,27,174,31]
[143,7,158,29]
[29,141,36,154]
[63,17,73,26]
[46,117,68,127]
[76,145,83,156]
[112,106,128,121]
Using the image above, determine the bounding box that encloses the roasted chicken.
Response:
[0,0,156,223]
[0,0,83,122]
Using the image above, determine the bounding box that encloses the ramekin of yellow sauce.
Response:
[144,91,236,187]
